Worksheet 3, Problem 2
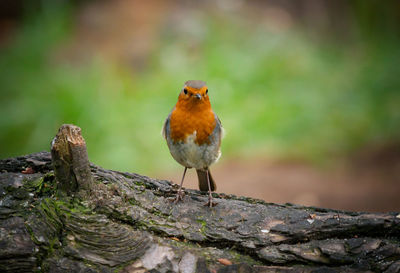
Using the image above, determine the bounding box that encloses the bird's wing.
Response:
[162,111,172,139]
[213,113,225,141]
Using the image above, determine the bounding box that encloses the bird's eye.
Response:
[205,89,208,94]
[183,88,188,95]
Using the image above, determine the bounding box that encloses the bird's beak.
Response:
[195,94,202,100]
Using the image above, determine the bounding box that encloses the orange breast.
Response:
[169,105,216,145]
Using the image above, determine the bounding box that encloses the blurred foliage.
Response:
[0,1,399,174]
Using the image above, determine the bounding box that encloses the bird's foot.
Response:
[171,189,185,204]
[204,197,218,208]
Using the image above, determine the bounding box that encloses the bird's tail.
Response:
[196,168,216,192]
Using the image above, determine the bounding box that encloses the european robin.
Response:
[163,80,223,207]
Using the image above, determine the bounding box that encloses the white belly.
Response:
[167,132,221,170]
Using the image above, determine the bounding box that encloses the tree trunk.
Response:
[0,127,399,272]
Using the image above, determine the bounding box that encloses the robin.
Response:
[162,80,223,207]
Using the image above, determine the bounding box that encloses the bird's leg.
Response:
[174,167,187,203]
[205,168,217,207]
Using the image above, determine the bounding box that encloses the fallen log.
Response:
[0,125,399,273]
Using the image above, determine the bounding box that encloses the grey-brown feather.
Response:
[185,80,206,89]
[162,113,171,140]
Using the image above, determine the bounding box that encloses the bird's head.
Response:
[178,80,210,104]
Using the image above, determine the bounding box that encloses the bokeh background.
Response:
[1,0,399,212]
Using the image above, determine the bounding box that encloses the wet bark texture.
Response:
[1,127,400,272]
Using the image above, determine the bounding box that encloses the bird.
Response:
[162,80,223,207]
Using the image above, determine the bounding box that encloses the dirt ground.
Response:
[161,144,400,213]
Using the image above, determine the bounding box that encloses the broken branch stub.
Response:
[51,124,93,194]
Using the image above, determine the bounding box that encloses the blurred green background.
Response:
[0,0,399,211]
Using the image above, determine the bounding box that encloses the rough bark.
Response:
[50,124,93,194]
[0,152,399,273]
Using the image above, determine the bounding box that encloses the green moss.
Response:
[196,219,207,235]
[39,198,63,229]
[68,201,93,215]
[25,223,41,245]
[23,198,65,269]
[127,198,141,207]
[24,172,57,197]
[24,176,44,192]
